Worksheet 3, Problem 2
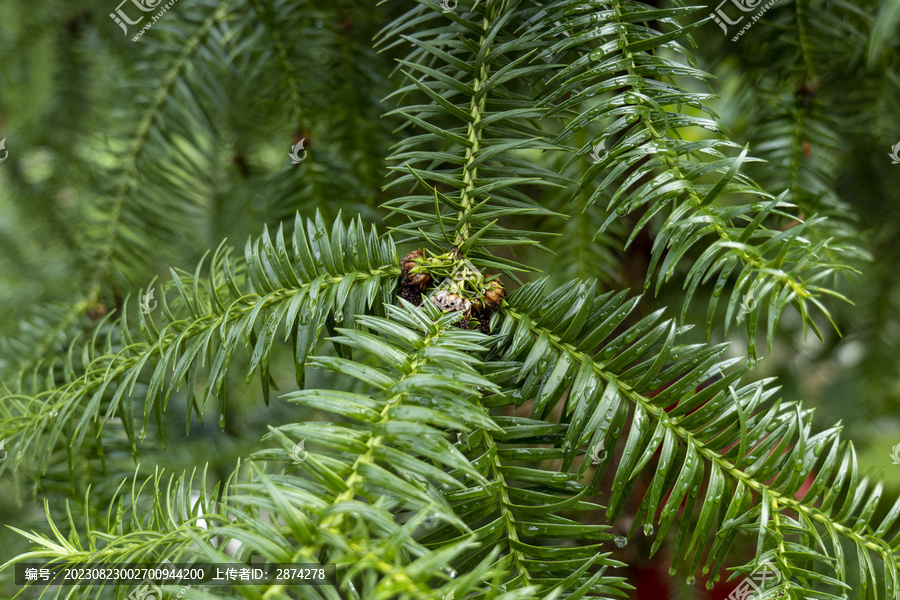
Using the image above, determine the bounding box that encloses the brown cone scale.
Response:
[398,249,431,306]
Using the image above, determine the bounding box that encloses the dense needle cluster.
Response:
[397,249,505,333]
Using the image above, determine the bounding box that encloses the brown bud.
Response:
[400,249,431,289]
[401,249,423,272]
[86,304,107,322]
[483,279,505,307]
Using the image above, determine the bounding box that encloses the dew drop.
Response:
[814,439,826,455]
[643,524,654,536]
[218,413,226,429]
[614,535,627,548]
[686,576,696,586]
